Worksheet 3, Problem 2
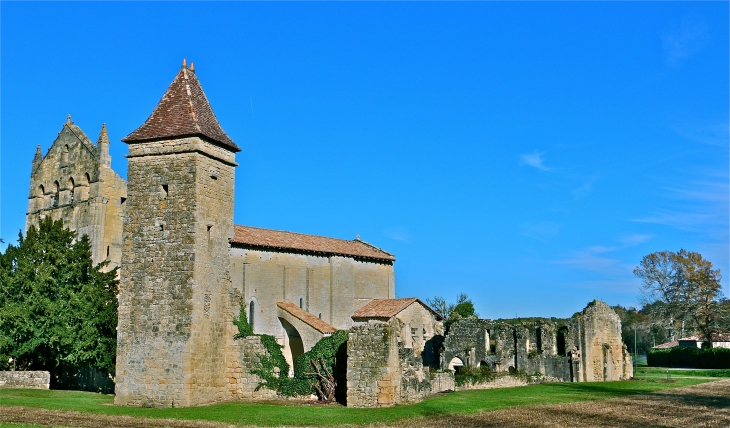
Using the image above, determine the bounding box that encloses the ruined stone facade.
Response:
[440,300,633,383]
[26,118,127,269]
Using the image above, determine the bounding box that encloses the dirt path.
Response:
[2,379,729,428]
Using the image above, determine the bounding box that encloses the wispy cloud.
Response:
[663,16,709,66]
[631,172,729,233]
[554,234,653,274]
[384,228,412,243]
[672,121,729,147]
[618,234,653,247]
[520,151,550,171]
[572,175,599,199]
[522,221,561,243]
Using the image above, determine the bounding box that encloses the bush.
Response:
[454,365,494,387]
[647,347,730,369]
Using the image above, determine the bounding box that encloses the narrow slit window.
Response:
[207,225,212,240]
[160,184,168,199]
[106,246,110,259]
[120,197,127,207]
[249,301,255,329]
[299,298,303,308]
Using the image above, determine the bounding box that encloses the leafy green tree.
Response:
[426,293,478,330]
[0,217,118,378]
[634,250,726,348]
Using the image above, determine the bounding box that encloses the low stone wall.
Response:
[455,374,527,391]
[430,371,455,392]
[0,371,50,389]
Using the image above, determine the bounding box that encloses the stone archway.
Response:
[279,318,304,376]
[448,356,464,373]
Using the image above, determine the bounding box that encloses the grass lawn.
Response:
[0,375,717,427]
[633,367,730,379]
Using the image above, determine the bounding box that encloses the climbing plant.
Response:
[233,303,349,400]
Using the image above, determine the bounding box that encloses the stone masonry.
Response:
[441,300,632,383]
[26,118,126,270]
[0,371,50,389]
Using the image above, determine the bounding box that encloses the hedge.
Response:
[647,346,730,369]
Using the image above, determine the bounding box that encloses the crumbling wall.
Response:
[0,371,50,389]
[347,319,400,407]
[568,300,633,381]
[440,301,631,384]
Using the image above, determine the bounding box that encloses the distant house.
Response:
[653,334,730,350]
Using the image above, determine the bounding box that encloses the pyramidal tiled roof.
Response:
[122,61,240,152]
[231,225,395,262]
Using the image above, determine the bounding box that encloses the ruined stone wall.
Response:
[26,121,126,270]
[569,300,633,381]
[0,371,50,389]
[440,301,631,383]
[229,248,393,345]
[347,319,400,408]
[115,137,236,407]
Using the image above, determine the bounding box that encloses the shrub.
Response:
[454,365,494,387]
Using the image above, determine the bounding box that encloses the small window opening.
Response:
[53,181,60,207]
[61,145,69,164]
[160,184,168,199]
[159,224,164,231]
[68,178,75,203]
[38,184,45,197]
[106,246,110,259]
[85,172,91,183]
[120,197,126,207]
[249,301,255,329]
[318,313,322,319]
[299,298,303,308]
[207,225,212,240]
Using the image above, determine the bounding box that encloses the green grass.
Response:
[0,378,714,427]
[634,367,730,379]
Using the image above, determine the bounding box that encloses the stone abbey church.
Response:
[27,61,632,408]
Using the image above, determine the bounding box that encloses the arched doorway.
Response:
[448,356,464,374]
[279,318,304,376]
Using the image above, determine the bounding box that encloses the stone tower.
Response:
[114,60,240,407]
[26,117,127,269]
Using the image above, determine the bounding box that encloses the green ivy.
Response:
[233,300,254,338]
[235,306,349,399]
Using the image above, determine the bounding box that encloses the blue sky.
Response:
[1,2,728,319]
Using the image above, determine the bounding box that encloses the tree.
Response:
[0,217,118,378]
[426,293,478,330]
[634,250,726,348]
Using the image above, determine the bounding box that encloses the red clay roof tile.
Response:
[277,302,336,334]
[231,225,395,262]
[352,298,443,320]
[122,65,239,152]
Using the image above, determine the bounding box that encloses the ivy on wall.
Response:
[233,302,349,399]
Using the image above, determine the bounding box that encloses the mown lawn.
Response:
[0,376,715,427]
[634,367,730,379]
